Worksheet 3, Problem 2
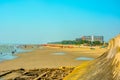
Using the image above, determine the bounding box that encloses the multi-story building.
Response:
[81,35,104,43]
[81,36,92,41]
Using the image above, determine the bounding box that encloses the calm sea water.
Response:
[0,44,32,62]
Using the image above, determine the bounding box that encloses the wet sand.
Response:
[0,46,107,72]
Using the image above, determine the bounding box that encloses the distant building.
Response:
[75,38,82,41]
[81,35,104,43]
[81,36,92,41]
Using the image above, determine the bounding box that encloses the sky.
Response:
[0,0,120,44]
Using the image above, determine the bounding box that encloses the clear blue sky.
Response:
[0,0,120,44]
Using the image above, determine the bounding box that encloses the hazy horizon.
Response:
[0,0,120,44]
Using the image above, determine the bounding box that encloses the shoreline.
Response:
[0,46,107,72]
[0,47,33,63]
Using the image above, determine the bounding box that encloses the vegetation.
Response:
[48,40,104,46]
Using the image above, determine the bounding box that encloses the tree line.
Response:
[48,40,106,46]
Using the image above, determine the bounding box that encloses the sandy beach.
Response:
[0,46,107,72]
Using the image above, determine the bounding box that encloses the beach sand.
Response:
[0,46,107,72]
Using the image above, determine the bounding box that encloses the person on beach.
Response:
[12,51,15,55]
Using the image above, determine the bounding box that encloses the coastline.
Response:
[0,47,33,63]
[0,46,107,72]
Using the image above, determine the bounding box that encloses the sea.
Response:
[0,44,32,62]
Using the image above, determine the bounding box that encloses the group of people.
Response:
[0,49,17,55]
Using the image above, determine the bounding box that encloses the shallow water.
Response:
[52,52,66,55]
[0,54,17,62]
[75,57,94,60]
[0,45,14,53]
[0,45,33,62]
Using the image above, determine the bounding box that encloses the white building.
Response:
[81,35,104,43]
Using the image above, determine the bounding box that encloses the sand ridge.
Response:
[64,35,120,80]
